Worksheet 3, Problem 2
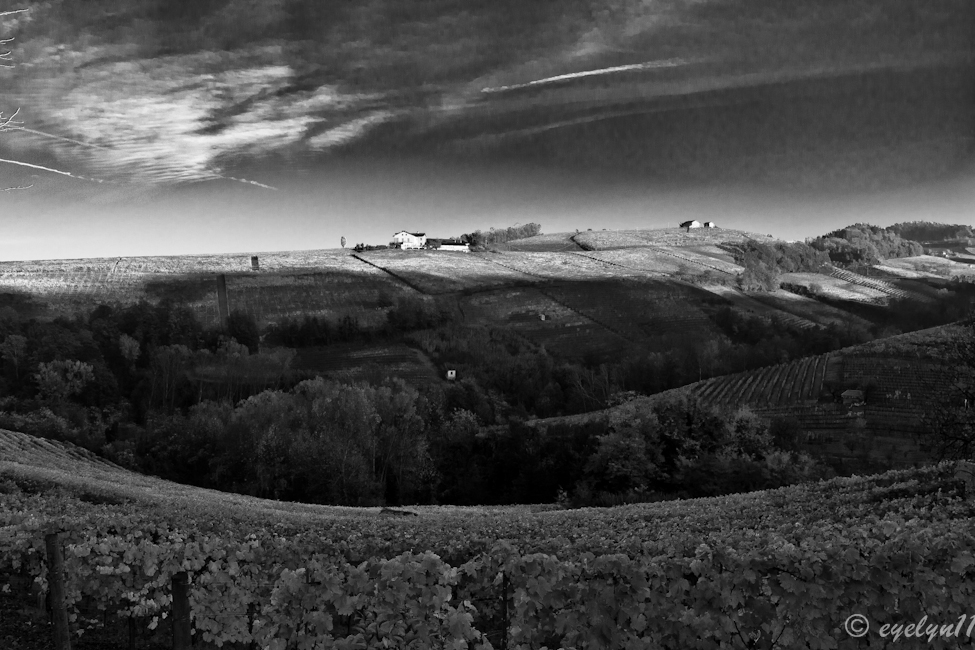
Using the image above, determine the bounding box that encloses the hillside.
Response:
[1,226,972,504]
[528,324,964,469]
[0,226,957,334]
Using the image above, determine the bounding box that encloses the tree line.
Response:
[459,223,542,249]
[808,223,924,266]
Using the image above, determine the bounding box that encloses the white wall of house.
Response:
[392,231,426,249]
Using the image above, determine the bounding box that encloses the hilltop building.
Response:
[703,221,716,228]
[391,231,426,249]
[437,239,470,252]
[680,220,702,231]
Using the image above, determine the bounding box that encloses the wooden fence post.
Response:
[44,532,72,650]
[172,572,191,650]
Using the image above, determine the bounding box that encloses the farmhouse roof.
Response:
[393,231,426,236]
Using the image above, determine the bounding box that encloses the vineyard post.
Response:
[43,531,71,650]
[172,572,191,650]
[500,570,508,650]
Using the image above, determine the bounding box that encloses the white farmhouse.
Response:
[679,220,702,231]
[391,231,427,250]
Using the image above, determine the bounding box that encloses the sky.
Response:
[2,152,974,261]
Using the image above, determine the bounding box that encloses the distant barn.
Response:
[703,221,716,228]
[680,220,702,231]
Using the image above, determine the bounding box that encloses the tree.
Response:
[341,236,346,248]
[0,334,27,380]
[34,359,95,406]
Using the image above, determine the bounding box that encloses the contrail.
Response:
[0,157,106,183]
[482,58,695,93]
[217,175,278,191]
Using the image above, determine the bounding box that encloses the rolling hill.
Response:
[528,324,963,469]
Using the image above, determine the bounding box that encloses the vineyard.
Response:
[779,272,888,302]
[700,285,820,330]
[838,355,944,406]
[355,251,534,294]
[459,288,582,327]
[199,271,412,329]
[541,280,717,344]
[0,252,410,325]
[572,227,769,250]
[484,252,634,282]
[494,234,584,252]
[745,289,872,329]
[681,353,831,410]
[2,428,975,649]
[827,268,912,300]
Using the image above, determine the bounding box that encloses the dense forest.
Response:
[2,267,974,507]
[732,240,830,290]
